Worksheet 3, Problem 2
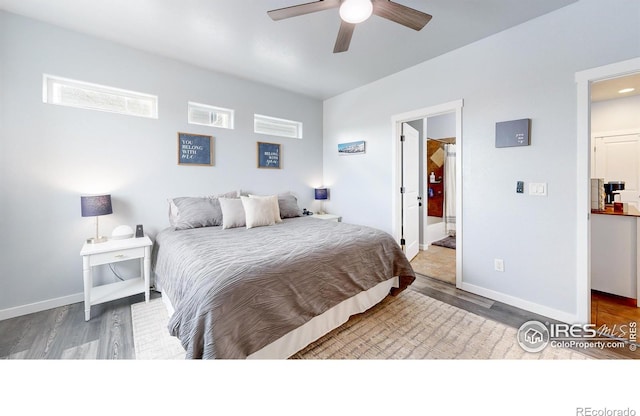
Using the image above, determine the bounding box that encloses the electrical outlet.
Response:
[516,181,524,194]
[494,258,505,272]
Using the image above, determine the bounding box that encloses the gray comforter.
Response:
[152,216,415,359]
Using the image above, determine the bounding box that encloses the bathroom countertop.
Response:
[591,205,640,217]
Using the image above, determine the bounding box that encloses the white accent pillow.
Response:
[241,196,276,229]
[219,198,246,229]
[248,194,282,223]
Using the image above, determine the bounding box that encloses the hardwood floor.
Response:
[0,292,160,359]
[0,278,637,359]
[591,290,640,337]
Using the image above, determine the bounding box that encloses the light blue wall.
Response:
[0,12,323,314]
[323,0,640,321]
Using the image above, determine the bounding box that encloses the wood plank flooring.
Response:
[0,292,160,359]
[0,278,637,359]
[591,290,640,338]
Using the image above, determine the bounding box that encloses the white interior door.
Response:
[593,133,640,208]
[402,123,420,261]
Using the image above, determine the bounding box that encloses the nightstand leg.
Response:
[82,256,92,321]
[143,246,151,303]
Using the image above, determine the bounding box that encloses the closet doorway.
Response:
[392,100,463,288]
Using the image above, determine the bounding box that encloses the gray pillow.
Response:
[278,193,303,218]
[169,197,222,230]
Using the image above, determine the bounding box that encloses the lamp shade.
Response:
[315,188,328,200]
[81,194,113,217]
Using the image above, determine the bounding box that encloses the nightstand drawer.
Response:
[90,247,145,266]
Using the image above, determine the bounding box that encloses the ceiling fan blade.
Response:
[334,21,356,53]
[372,0,432,31]
[268,0,341,21]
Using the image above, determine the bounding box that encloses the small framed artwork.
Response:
[178,132,213,166]
[338,140,366,155]
[257,142,281,169]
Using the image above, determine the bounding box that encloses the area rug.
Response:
[432,235,456,249]
[131,297,186,360]
[131,290,589,360]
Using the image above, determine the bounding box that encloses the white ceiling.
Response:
[0,0,579,100]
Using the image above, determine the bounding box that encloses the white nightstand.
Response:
[80,236,153,321]
[315,214,342,222]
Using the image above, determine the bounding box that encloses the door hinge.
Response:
[400,135,405,142]
[400,238,406,246]
[400,187,406,194]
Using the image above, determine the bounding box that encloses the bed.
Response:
[152,193,415,359]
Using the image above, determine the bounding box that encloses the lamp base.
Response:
[86,236,108,244]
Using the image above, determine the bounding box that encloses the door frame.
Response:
[391,99,464,287]
[575,57,640,323]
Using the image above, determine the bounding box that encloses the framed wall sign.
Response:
[257,142,281,169]
[495,119,531,148]
[178,132,213,166]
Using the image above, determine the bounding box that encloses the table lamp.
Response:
[315,187,328,215]
[81,194,113,244]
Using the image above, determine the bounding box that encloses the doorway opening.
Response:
[589,72,640,330]
[411,114,457,285]
[392,100,463,288]
[576,57,640,325]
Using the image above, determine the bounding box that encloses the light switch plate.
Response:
[529,183,547,196]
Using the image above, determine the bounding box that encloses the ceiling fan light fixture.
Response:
[339,0,373,24]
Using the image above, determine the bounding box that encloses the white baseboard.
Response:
[0,293,83,321]
[460,282,579,324]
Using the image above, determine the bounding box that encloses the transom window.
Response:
[188,102,234,129]
[43,74,158,119]
[254,114,303,139]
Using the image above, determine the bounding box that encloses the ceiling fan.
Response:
[267,0,432,53]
